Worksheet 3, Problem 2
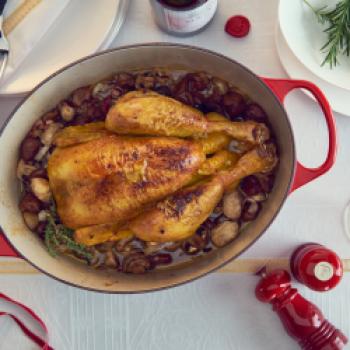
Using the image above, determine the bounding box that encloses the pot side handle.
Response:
[0,231,20,257]
[262,78,337,192]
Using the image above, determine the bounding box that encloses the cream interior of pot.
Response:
[0,45,295,292]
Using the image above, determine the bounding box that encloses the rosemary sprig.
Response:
[44,217,59,257]
[44,209,92,261]
[304,0,350,68]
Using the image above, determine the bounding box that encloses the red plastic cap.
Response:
[225,15,251,38]
[291,244,343,292]
[255,269,291,303]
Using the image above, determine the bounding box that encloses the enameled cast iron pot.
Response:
[0,44,337,293]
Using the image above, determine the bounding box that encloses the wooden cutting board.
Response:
[0,258,349,275]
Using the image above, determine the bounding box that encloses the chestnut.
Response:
[223,91,246,119]
[244,103,267,121]
[240,176,263,197]
[19,192,42,214]
[20,137,41,161]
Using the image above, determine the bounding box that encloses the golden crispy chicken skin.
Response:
[130,179,224,242]
[105,91,269,144]
[48,135,205,229]
[48,90,276,246]
[73,143,277,245]
[54,122,112,148]
[130,144,277,242]
[72,143,240,246]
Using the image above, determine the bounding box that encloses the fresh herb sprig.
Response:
[304,0,350,68]
[44,206,92,261]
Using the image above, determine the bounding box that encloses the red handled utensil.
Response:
[255,269,348,349]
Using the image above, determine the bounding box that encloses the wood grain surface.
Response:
[0,258,349,275]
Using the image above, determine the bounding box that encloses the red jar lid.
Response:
[225,15,250,38]
[290,243,343,292]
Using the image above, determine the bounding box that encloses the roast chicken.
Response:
[47,91,277,246]
[105,91,270,144]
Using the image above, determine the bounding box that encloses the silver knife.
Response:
[0,0,9,83]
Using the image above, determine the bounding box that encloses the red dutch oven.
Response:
[0,44,337,293]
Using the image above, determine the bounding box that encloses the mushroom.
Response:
[212,77,228,95]
[38,210,49,222]
[250,192,267,202]
[122,252,151,274]
[241,199,261,222]
[89,249,106,268]
[223,190,242,220]
[211,221,240,247]
[34,145,50,162]
[104,251,119,268]
[30,178,51,203]
[92,82,113,100]
[16,160,36,179]
[59,102,75,122]
[40,123,63,146]
[23,212,39,230]
[72,86,91,107]
[114,237,135,254]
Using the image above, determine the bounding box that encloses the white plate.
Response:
[276,23,350,116]
[0,0,127,96]
[279,0,350,91]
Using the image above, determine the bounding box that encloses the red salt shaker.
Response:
[255,269,348,349]
[290,243,343,292]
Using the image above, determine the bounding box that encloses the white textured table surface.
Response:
[1,0,350,349]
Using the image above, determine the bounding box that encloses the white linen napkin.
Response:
[2,0,70,84]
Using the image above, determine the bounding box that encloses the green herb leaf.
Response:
[44,219,58,257]
[304,0,350,68]
[44,208,92,261]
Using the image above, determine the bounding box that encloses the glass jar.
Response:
[149,0,218,36]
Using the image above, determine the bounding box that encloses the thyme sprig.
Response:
[304,0,350,68]
[44,205,92,261]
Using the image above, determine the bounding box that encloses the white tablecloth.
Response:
[1,0,350,349]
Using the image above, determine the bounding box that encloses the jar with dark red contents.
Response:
[149,0,218,36]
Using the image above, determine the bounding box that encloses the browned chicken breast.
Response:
[48,135,205,229]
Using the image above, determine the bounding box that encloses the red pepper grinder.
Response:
[255,269,348,349]
[290,243,343,292]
